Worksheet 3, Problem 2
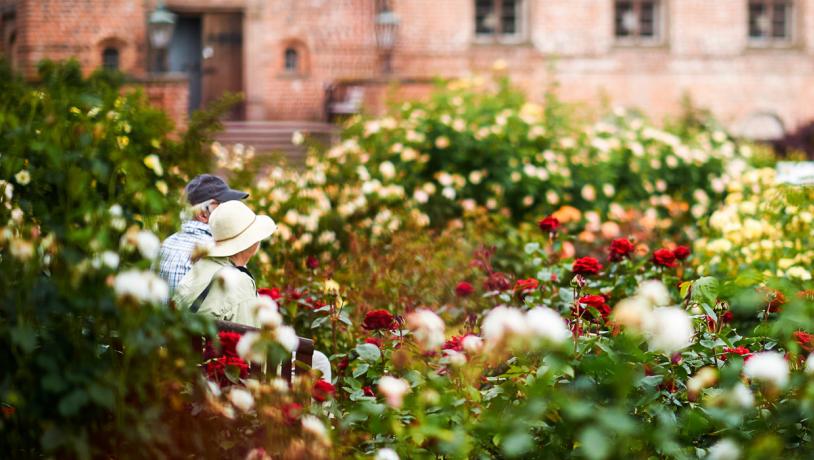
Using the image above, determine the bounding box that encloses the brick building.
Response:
[1,0,813,140]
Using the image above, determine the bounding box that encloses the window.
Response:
[284,47,299,73]
[475,0,524,40]
[614,0,662,43]
[102,47,120,71]
[748,0,794,44]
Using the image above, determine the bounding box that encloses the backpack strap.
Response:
[189,277,216,314]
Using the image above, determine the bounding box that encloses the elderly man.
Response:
[159,174,249,293]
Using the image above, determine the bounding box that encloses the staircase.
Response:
[215,121,338,165]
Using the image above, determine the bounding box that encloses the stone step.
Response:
[214,121,339,163]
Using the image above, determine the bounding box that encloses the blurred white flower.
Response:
[413,189,429,203]
[136,230,161,260]
[113,270,168,304]
[743,351,789,388]
[301,415,330,443]
[10,207,23,223]
[291,130,304,145]
[581,184,596,201]
[375,448,400,460]
[435,136,450,149]
[787,266,812,281]
[0,180,13,201]
[406,309,446,350]
[378,376,410,408]
[254,297,282,328]
[643,307,694,354]
[100,250,120,269]
[109,204,123,217]
[637,280,671,306]
[275,325,299,352]
[462,335,484,353]
[228,387,254,412]
[525,307,570,344]
[441,187,456,200]
[806,354,814,375]
[14,169,30,185]
[707,438,741,460]
[482,306,528,343]
[731,383,754,409]
[379,161,396,179]
[236,331,265,363]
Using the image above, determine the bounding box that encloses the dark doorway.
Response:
[168,15,202,114]
[201,13,244,120]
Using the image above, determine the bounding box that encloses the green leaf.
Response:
[224,364,242,383]
[691,277,719,307]
[58,389,89,417]
[501,431,534,457]
[355,343,381,362]
[579,427,610,460]
[10,324,38,353]
[87,383,115,409]
[353,363,370,378]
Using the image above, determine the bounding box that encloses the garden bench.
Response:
[206,319,315,383]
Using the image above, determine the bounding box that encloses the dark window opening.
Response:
[615,0,661,42]
[284,47,299,73]
[475,0,522,38]
[102,47,120,71]
[749,0,793,42]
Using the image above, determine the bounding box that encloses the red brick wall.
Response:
[6,0,814,134]
[134,75,190,132]
[16,0,146,78]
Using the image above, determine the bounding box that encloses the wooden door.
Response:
[201,13,244,119]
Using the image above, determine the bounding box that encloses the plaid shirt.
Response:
[159,220,213,293]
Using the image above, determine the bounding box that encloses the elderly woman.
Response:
[174,200,330,380]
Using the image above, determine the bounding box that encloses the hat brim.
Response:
[215,188,250,203]
[208,215,277,257]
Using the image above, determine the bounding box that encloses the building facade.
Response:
[1,0,813,138]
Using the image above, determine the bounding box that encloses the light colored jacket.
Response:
[173,257,260,328]
[173,257,332,381]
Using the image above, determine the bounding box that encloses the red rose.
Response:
[281,402,303,425]
[514,278,539,292]
[442,335,466,352]
[577,295,611,319]
[609,238,634,262]
[312,380,336,402]
[206,356,249,386]
[672,245,691,260]
[794,331,814,353]
[258,287,282,300]
[722,346,752,361]
[455,281,475,297]
[652,248,677,268]
[572,257,603,276]
[538,215,560,234]
[203,331,243,360]
[363,309,396,330]
[306,255,320,269]
[363,386,375,397]
[337,356,350,372]
[364,337,384,348]
[484,272,512,292]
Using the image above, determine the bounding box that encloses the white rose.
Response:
[406,309,446,350]
[236,331,265,363]
[228,387,254,412]
[743,351,789,388]
[707,438,741,460]
[378,376,410,408]
[113,270,168,305]
[135,230,161,260]
[525,307,570,344]
[301,415,330,443]
[462,335,484,353]
[275,325,299,352]
[481,306,528,344]
[637,280,671,307]
[643,307,694,354]
[375,448,400,460]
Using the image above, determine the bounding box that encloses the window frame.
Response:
[102,47,121,71]
[283,47,299,74]
[747,0,796,48]
[473,0,528,45]
[612,0,667,47]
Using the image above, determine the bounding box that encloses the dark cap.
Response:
[185,174,249,205]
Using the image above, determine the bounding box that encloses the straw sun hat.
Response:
[207,201,277,258]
